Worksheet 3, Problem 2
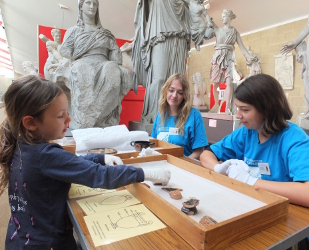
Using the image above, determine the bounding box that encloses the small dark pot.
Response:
[130,141,155,151]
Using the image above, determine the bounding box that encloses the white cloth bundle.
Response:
[71,125,149,155]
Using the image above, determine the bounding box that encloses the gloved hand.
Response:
[214,159,249,175]
[105,154,123,166]
[226,164,257,186]
[143,168,171,186]
[139,147,161,156]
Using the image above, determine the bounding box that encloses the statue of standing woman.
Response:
[281,14,309,116]
[132,0,191,124]
[209,9,256,114]
[58,0,133,129]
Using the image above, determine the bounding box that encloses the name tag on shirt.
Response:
[258,163,271,175]
[169,127,179,135]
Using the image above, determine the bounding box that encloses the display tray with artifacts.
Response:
[61,138,184,159]
[122,154,289,250]
[114,139,184,159]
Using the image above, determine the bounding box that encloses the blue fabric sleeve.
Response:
[210,126,246,161]
[40,144,144,189]
[78,153,105,165]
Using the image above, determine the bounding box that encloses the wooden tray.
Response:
[61,139,184,158]
[122,155,289,250]
[115,139,184,159]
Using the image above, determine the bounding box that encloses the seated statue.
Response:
[56,0,133,129]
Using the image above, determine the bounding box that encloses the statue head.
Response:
[22,61,36,74]
[51,28,61,44]
[46,41,58,52]
[222,9,236,20]
[77,0,101,28]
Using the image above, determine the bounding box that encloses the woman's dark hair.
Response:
[234,74,292,136]
[0,75,63,195]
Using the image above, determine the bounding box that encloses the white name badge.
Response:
[169,127,179,135]
[258,163,271,175]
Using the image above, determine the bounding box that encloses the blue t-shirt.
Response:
[210,122,309,182]
[151,107,208,156]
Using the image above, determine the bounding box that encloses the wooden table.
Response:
[67,199,309,250]
[67,157,309,249]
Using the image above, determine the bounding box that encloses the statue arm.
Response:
[281,18,309,55]
[236,31,255,61]
[58,27,76,59]
[202,9,212,27]
[39,34,51,43]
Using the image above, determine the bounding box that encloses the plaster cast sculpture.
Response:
[120,42,133,75]
[182,0,213,51]
[44,41,63,80]
[281,14,309,119]
[57,0,133,129]
[132,0,191,124]
[246,45,261,76]
[21,61,37,75]
[39,28,62,80]
[274,53,294,90]
[39,28,62,50]
[192,72,207,107]
[209,9,257,114]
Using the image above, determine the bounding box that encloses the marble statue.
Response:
[21,61,37,75]
[57,0,133,129]
[192,72,207,107]
[39,28,62,80]
[39,28,62,50]
[45,41,63,80]
[120,42,133,75]
[246,45,261,76]
[132,0,191,124]
[281,14,309,119]
[209,9,256,114]
[182,0,213,51]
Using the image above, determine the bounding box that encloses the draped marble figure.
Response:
[132,0,191,124]
[58,0,133,129]
[209,9,256,114]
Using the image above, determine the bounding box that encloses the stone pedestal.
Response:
[128,120,153,135]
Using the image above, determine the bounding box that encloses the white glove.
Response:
[139,147,161,156]
[226,164,257,186]
[105,154,123,166]
[143,168,171,186]
[214,159,249,175]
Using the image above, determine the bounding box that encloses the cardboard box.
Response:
[123,155,289,250]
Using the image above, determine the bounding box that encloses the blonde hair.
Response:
[0,75,63,195]
[158,73,192,135]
